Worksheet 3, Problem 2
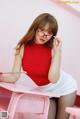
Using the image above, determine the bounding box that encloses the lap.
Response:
[40,70,78,97]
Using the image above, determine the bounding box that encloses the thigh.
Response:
[48,98,57,119]
[56,91,76,119]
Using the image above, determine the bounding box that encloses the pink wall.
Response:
[0,0,80,89]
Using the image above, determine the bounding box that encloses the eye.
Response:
[40,28,44,31]
[47,30,53,34]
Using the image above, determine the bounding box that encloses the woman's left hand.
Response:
[51,37,62,57]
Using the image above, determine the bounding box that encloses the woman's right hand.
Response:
[0,72,19,83]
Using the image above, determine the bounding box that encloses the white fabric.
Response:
[0,71,77,98]
[40,70,78,97]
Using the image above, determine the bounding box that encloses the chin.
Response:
[35,41,44,45]
[35,39,47,45]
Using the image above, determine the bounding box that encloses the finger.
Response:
[53,39,57,46]
[53,36,62,46]
[55,39,62,48]
[54,38,60,46]
[54,36,62,41]
[56,38,62,46]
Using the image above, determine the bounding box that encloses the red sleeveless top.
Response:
[22,43,51,86]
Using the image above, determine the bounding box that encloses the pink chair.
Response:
[9,92,49,119]
[75,91,80,107]
[0,73,50,119]
[65,91,80,119]
[65,107,80,119]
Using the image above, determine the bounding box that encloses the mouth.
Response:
[40,38,46,42]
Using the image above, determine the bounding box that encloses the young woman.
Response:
[0,13,77,119]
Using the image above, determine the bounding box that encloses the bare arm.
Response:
[0,45,24,83]
[48,37,62,83]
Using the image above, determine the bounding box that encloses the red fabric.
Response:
[0,87,12,110]
[22,44,52,86]
[75,95,80,107]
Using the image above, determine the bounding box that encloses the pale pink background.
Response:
[0,0,80,89]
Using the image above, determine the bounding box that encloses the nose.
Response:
[43,31,48,37]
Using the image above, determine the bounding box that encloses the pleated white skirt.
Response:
[40,70,78,97]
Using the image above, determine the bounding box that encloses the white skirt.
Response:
[40,70,78,97]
